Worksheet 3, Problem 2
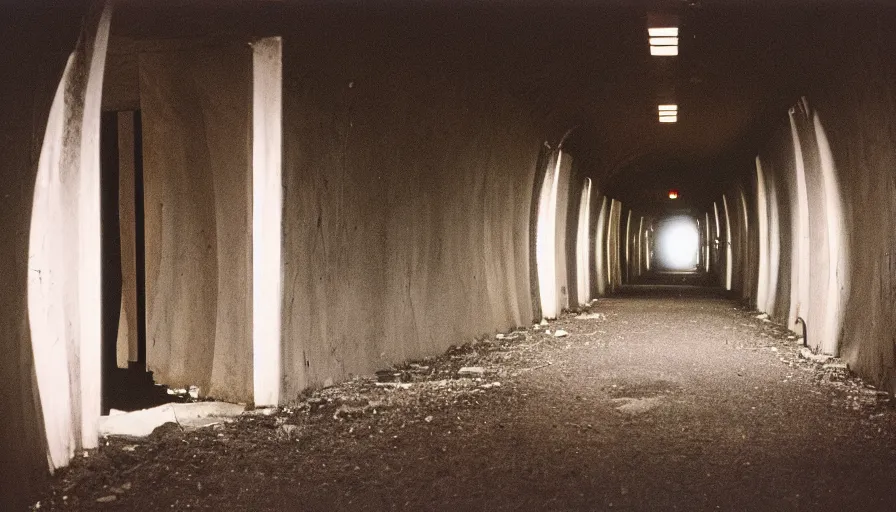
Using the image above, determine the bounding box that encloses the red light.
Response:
[668,190,679,199]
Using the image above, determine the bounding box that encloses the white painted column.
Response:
[755,156,769,311]
[575,179,592,305]
[252,37,284,406]
[624,209,632,283]
[788,110,811,331]
[813,113,848,356]
[722,194,733,291]
[594,196,608,296]
[535,152,562,319]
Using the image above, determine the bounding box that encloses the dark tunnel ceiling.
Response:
[114,0,851,213]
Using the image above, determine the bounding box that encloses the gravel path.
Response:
[39,287,896,511]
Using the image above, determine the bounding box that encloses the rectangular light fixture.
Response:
[648,26,679,56]
[658,104,678,123]
[650,45,678,56]
[648,27,679,37]
[649,37,679,46]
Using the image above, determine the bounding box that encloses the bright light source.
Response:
[656,216,699,270]
[649,37,679,46]
[658,104,678,123]
[668,190,679,199]
[648,27,678,37]
[650,45,679,56]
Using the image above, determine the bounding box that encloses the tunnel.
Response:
[2,0,896,509]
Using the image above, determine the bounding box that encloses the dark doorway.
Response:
[99,110,167,413]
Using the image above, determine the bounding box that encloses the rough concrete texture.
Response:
[0,2,91,508]
[743,10,896,394]
[139,44,254,403]
[26,0,112,471]
[277,20,539,398]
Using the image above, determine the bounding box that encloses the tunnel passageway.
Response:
[5,1,896,508]
[40,288,896,511]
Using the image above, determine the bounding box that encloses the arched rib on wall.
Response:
[594,196,608,296]
[813,111,848,356]
[722,194,733,291]
[575,178,592,305]
[755,156,770,310]
[27,1,112,470]
[787,109,811,331]
[536,151,562,319]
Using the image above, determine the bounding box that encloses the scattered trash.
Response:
[755,313,769,320]
[554,329,569,338]
[96,495,117,503]
[188,386,200,399]
[540,319,549,326]
[576,312,606,321]
[424,415,434,423]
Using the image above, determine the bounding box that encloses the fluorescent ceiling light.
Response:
[659,116,678,123]
[649,37,679,46]
[650,45,679,56]
[658,104,678,111]
[648,27,678,37]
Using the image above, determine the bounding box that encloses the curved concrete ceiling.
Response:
[112,0,827,211]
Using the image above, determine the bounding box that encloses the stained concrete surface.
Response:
[140,44,253,402]
[38,287,896,511]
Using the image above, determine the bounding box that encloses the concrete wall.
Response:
[139,44,254,402]
[278,26,542,394]
[743,9,894,393]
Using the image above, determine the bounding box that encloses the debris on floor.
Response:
[98,402,246,437]
[457,366,486,378]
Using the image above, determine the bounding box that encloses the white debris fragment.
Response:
[424,415,434,423]
[798,347,834,364]
[246,407,278,416]
[375,382,413,389]
[457,366,485,378]
[755,313,769,320]
[188,386,200,399]
[576,312,606,321]
[540,319,549,326]
[98,402,246,437]
[554,329,569,338]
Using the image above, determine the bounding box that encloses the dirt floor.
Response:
[34,287,896,511]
